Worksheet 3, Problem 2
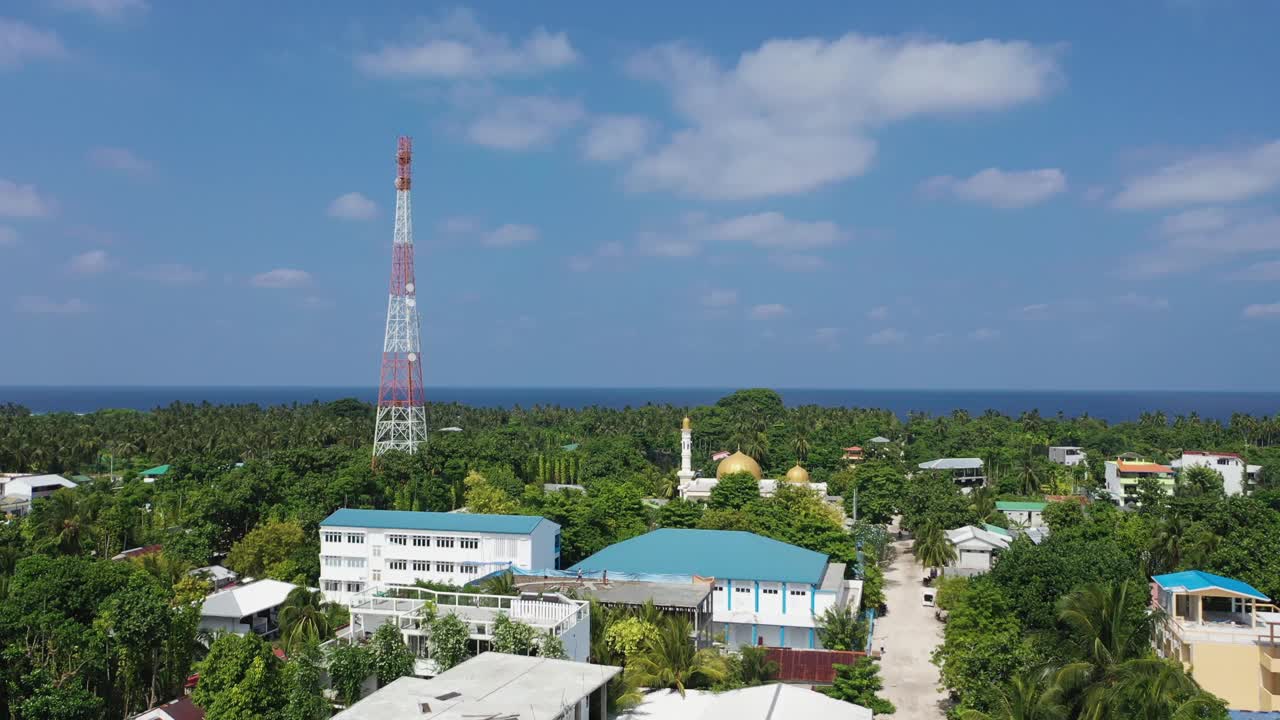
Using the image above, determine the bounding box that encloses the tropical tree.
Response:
[823,657,895,715]
[326,642,373,707]
[492,613,537,656]
[371,621,414,686]
[476,570,518,596]
[626,616,728,696]
[815,602,867,651]
[278,588,334,652]
[32,490,85,555]
[429,613,471,671]
[282,642,331,720]
[957,668,1066,720]
[736,645,778,686]
[913,521,957,573]
[1054,582,1161,717]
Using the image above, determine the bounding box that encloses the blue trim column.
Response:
[808,628,815,648]
[754,581,760,612]
[727,579,733,610]
[782,582,787,613]
[724,623,729,643]
[780,626,786,647]
[810,584,816,614]
[751,624,758,645]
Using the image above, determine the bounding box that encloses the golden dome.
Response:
[784,464,811,484]
[682,416,691,431]
[716,451,762,480]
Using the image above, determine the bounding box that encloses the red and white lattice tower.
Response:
[373,136,427,459]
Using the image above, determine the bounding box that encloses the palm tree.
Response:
[1149,516,1189,574]
[792,431,811,463]
[1054,582,1161,718]
[476,570,517,596]
[34,489,84,555]
[913,522,956,574]
[626,616,727,696]
[959,668,1067,720]
[278,588,334,652]
[969,486,999,524]
[1108,659,1222,720]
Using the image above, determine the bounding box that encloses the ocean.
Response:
[1,386,1278,423]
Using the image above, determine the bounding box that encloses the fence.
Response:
[764,647,864,684]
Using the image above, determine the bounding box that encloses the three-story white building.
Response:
[318,509,561,603]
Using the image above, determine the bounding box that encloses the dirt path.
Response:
[870,519,947,719]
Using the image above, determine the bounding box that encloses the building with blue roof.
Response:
[569,529,858,650]
[318,508,560,603]
[1150,570,1280,711]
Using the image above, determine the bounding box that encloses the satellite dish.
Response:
[408,353,418,362]
[405,283,415,293]
[406,298,416,307]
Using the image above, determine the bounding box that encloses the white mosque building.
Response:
[675,417,828,502]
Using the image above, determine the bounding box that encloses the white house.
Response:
[569,529,861,650]
[945,525,1012,575]
[1048,446,1087,466]
[0,474,78,515]
[198,578,298,638]
[918,458,986,491]
[996,500,1048,528]
[1171,451,1261,496]
[318,508,561,603]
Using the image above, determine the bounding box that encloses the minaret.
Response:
[678,417,695,485]
[373,136,428,461]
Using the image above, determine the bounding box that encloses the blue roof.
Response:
[320,508,551,535]
[1151,570,1269,601]
[568,529,830,585]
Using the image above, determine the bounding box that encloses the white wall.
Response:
[1178,454,1247,496]
[198,616,248,636]
[956,549,992,571]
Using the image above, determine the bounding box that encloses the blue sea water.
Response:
[1,386,1279,423]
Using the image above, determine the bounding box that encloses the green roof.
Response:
[320,508,552,535]
[71,474,93,484]
[568,529,829,585]
[984,523,1013,537]
[561,443,580,452]
[996,501,1047,512]
[140,464,170,476]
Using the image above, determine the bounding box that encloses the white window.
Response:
[388,534,407,546]
[735,587,751,594]
[436,562,454,573]
[494,537,517,557]
[322,555,341,567]
[460,565,479,575]
[762,588,779,595]
[372,569,381,581]
[413,560,428,572]
[388,559,407,570]
[412,535,429,547]
[346,533,364,544]
[345,582,363,593]
[372,545,382,558]
[345,557,366,568]
[322,580,341,592]
[323,532,342,543]
[436,536,455,549]
[459,538,479,550]
[789,589,807,597]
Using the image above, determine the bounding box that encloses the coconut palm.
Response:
[33,489,84,555]
[476,570,517,596]
[958,668,1067,720]
[1149,516,1189,573]
[278,588,334,652]
[626,616,728,696]
[1108,659,1223,720]
[1054,582,1162,718]
[969,486,999,524]
[913,521,956,573]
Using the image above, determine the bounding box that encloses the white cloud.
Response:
[53,0,147,19]
[251,268,311,288]
[581,115,653,162]
[635,231,700,258]
[770,254,826,272]
[327,192,377,220]
[1235,260,1280,282]
[1114,292,1169,311]
[0,226,16,246]
[357,9,576,78]
[135,263,204,285]
[566,241,625,272]
[88,146,151,174]
[15,296,89,314]
[814,327,843,346]
[923,332,950,345]
[1243,302,1280,319]
[467,95,583,150]
[1128,210,1280,276]
[701,289,738,307]
[750,303,788,319]
[0,18,66,68]
[969,327,1001,341]
[439,216,480,234]
[1021,303,1049,314]
[626,34,1057,199]
[707,212,846,250]
[866,327,906,345]
[922,167,1066,208]
[1113,139,1280,209]
[867,305,889,321]
[483,223,539,247]
[68,250,111,274]
[0,178,53,218]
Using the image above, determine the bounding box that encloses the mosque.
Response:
[675,417,829,502]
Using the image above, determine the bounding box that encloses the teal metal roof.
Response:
[996,501,1048,512]
[1151,570,1269,601]
[983,523,1013,538]
[568,529,829,585]
[140,464,170,476]
[320,508,551,535]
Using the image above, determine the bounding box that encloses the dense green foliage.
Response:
[824,658,896,715]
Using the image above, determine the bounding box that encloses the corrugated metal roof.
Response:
[200,579,297,618]
[568,529,830,585]
[918,458,984,470]
[1117,461,1172,473]
[996,501,1048,512]
[140,464,170,476]
[1151,570,1269,601]
[320,508,551,535]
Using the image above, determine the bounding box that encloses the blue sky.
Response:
[3,1,1280,390]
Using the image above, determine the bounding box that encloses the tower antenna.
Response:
[373,136,427,463]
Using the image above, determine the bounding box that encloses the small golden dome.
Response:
[682,416,691,431]
[716,451,762,480]
[784,464,811,484]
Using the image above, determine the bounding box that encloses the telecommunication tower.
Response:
[373,136,427,460]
